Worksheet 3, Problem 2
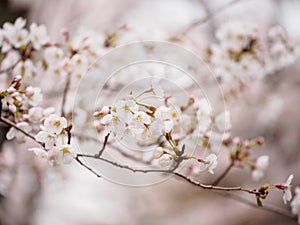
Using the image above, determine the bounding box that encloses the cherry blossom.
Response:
[35,130,57,149]
[43,114,68,134]
[203,154,218,174]
[29,23,49,50]
[277,174,294,204]
[56,144,75,164]
[215,111,232,132]
[158,154,174,167]
[252,155,269,181]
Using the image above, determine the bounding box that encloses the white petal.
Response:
[6,127,16,140]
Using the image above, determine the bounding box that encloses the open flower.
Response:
[29,23,49,49]
[43,114,68,134]
[35,131,57,149]
[113,100,138,123]
[252,155,269,181]
[204,154,218,174]
[158,154,174,167]
[277,174,294,204]
[56,144,75,164]
[215,111,232,132]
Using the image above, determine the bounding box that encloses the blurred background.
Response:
[0,0,300,224]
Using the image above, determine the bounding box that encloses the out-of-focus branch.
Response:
[177,0,242,36]
[0,59,21,74]
[61,73,71,117]
[218,192,297,221]
[75,152,297,222]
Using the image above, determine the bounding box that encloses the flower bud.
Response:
[158,154,174,167]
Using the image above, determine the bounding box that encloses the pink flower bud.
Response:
[7,87,16,94]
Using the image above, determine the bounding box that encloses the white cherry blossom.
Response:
[252,155,269,181]
[113,100,138,123]
[282,174,294,204]
[204,154,218,174]
[56,144,75,164]
[158,154,174,167]
[29,23,49,50]
[44,46,64,64]
[215,111,232,132]
[43,114,68,134]
[35,131,57,149]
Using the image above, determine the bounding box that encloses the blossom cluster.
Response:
[29,114,74,165]
[94,83,232,174]
[207,21,299,84]
[0,17,107,84]
[0,16,299,223]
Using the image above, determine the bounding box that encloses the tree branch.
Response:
[177,0,242,36]
[61,73,71,117]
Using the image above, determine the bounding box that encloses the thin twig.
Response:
[76,153,258,194]
[172,171,258,195]
[75,152,296,221]
[75,155,101,178]
[77,153,168,174]
[178,0,242,36]
[61,73,71,117]
[212,161,234,185]
[96,132,110,157]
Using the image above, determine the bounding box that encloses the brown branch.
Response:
[76,153,258,194]
[172,171,258,195]
[77,153,168,174]
[96,132,110,157]
[75,152,297,221]
[75,155,101,178]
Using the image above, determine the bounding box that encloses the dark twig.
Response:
[96,132,110,157]
[75,155,102,178]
